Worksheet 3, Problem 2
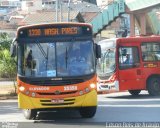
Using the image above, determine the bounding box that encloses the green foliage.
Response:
[0,33,16,78]
[0,33,11,50]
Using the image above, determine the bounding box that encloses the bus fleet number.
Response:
[64,86,77,91]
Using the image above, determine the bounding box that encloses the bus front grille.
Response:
[37,91,77,95]
[41,102,74,106]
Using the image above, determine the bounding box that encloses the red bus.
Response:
[97,36,160,96]
[10,23,101,119]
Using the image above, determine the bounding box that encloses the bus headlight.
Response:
[31,92,36,97]
[90,83,96,89]
[85,88,90,93]
[25,90,30,95]
[19,86,25,91]
[79,91,83,95]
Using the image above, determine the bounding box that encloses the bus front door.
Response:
[118,46,144,91]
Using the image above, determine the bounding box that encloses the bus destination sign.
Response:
[18,25,92,39]
[28,27,79,37]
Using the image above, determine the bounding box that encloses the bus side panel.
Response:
[117,38,145,91]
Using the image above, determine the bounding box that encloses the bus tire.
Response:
[128,90,141,96]
[23,109,37,120]
[79,106,97,118]
[147,77,160,96]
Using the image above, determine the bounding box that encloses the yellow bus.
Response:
[10,23,101,119]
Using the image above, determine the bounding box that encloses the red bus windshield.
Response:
[97,39,116,78]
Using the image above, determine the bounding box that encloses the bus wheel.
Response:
[23,109,37,120]
[79,107,97,118]
[128,90,141,96]
[147,77,160,96]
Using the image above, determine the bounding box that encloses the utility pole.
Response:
[60,1,62,22]
[56,0,59,22]
[67,0,71,22]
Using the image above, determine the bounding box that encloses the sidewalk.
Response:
[0,81,16,86]
[0,81,17,100]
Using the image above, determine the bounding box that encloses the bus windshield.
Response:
[97,40,116,77]
[18,40,95,77]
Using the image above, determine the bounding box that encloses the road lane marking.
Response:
[0,100,17,102]
[98,104,160,107]
[98,98,160,102]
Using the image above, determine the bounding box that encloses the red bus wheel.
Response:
[147,77,160,96]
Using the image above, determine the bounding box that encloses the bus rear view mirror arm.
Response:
[10,38,17,58]
[95,44,101,58]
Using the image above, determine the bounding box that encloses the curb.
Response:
[0,95,17,100]
[0,78,16,81]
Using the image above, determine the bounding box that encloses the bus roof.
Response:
[98,35,160,46]
[17,22,92,32]
[117,35,160,44]
[16,22,93,40]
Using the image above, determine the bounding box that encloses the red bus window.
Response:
[141,43,160,61]
[119,47,140,70]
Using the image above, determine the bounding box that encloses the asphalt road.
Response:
[0,91,160,128]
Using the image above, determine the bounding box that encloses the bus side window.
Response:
[141,43,160,61]
[119,47,140,69]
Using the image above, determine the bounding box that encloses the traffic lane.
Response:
[34,105,160,122]
[34,110,106,127]
[98,95,160,106]
[0,92,160,123]
[97,91,160,122]
[0,101,27,122]
[0,101,18,115]
[16,122,105,128]
[1,106,160,128]
[0,101,106,127]
[9,105,160,128]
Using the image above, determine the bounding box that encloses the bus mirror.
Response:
[95,44,101,58]
[10,38,17,57]
[10,43,16,57]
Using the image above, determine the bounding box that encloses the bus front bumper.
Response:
[97,80,119,92]
[18,90,97,109]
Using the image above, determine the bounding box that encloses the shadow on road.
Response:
[33,110,105,127]
[36,109,80,120]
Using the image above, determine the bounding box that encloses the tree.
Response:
[0,33,17,94]
[0,33,16,78]
[0,49,16,78]
[0,33,11,50]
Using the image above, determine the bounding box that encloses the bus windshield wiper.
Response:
[102,49,110,73]
[36,43,47,59]
[36,42,49,71]
[65,47,68,69]
[46,46,49,70]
